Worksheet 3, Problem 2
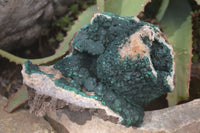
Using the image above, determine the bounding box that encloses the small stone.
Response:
[0,95,55,133]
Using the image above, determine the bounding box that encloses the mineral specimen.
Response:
[22,12,175,127]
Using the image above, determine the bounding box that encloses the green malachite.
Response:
[24,12,174,127]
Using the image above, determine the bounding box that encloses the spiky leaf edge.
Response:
[0,5,98,65]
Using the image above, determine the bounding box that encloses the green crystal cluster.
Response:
[25,12,174,127]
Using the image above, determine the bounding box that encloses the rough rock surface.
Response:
[46,99,200,133]
[0,95,55,133]
[0,0,74,50]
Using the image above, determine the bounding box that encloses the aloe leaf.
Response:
[156,0,169,21]
[0,5,98,65]
[4,85,28,113]
[97,0,104,12]
[159,0,192,106]
[98,0,150,16]
[103,0,122,15]
[195,0,200,5]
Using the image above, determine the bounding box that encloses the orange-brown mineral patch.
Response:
[118,33,148,61]
[118,26,156,61]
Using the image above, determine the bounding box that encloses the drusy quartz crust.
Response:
[23,13,175,127]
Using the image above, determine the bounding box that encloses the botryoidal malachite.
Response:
[23,12,175,127]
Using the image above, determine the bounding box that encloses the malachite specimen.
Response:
[24,12,175,127]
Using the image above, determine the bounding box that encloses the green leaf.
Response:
[0,5,98,65]
[156,0,170,21]
[98,0,150,16]
[159,0,192,106]
[97,0,104,12]
[195,0,200,5]
[4,85,28,113]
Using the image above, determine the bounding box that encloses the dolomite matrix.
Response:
[22,12,175,127]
